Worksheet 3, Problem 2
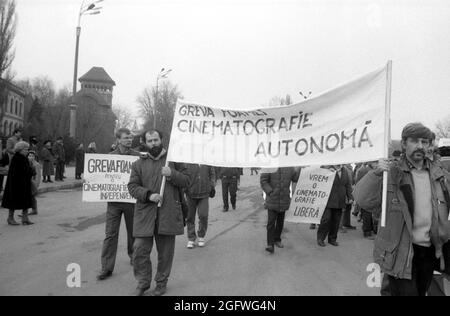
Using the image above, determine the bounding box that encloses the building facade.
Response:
[0,79,25,137]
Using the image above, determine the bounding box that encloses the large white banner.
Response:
[82,154,139,203]
[168,64,388,167]
[285,167,336,224]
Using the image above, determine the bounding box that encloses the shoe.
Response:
[222,208,228,212]
[343,225,357,230]
[150,284,167,296]
[317,240,326,247]
[232,205,236,210]
[328,241,339,247]
[340,226,347,233]
[29,211,38,216]
[7,218,20,226]
[187,240,195,249]
[97,271,113,281]
[265,245,274,254]
[310,224,316,230]
[22,220,34,226]
[274,241,284,248]
[134,286,150,296]
[364,233,376,240]
[197,238,206,247]
[48,180,54,183]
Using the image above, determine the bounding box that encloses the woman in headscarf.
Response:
[2,141,35,225]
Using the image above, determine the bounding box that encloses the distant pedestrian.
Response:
[87,142,97,154]
[0,140,9,192]
[250,168,260,176]
[317,164,353,248]
[6,129,22,161]
[219,167,241,212]
[52,137,65,181]
[75,143,85,180]
[185,164,216,249]
[355,161,379,239]
[340,164,356,231]
[41,140,55,183]
[260,167,299,254]
[29,136,39,161]
[2,141,35,226]
[27,151,41,216]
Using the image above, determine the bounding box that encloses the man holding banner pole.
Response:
[354,123,450,296]
[128,129,190,296]
[97,128,141,281]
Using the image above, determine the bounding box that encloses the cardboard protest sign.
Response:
[285,167,336,224]
[82,154,139,203]
[167,65,389,168]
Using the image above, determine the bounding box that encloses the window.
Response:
[3,120,8,135]
[9,121,13,136]
[10,98,13,113]
[15,100,18,115]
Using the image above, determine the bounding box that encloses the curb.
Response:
[38,182,83,194]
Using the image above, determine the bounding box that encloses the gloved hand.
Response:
[209,188,216,198]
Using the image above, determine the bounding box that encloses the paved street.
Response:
[0,173,379,296]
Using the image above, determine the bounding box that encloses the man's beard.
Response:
[149,145,163,157]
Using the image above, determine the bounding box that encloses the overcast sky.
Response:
[12,0,450,138]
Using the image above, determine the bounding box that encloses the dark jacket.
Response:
[108,146,141,207]
[355,165,374,184]
[354,158,450,280]
[185,164,216,199]
[40,147,55,176]
[128,149,190,237]
[219,167,241,178]
[52,143,65,162]
[260,167,299,212]
[326,167,353,209]
[75,148,85,174]
[1,153,35,210]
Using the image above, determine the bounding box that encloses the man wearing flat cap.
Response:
[354,122,450,296]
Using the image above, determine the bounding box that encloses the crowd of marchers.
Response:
[1,122,449,297]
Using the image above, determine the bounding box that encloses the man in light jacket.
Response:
[354,122,450,296]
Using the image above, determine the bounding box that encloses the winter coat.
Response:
[185,164,216,199]
[354,158,450,279]
[219,167,241,179]
[75,148,85,174]
[1,153,35,210]
[52,143,65,163]
[326,167,353,209]
[128,149,190,237]
[0,149,10,176]
[40,147,55,176]
[260,167,299,212]
[30,161,42,196]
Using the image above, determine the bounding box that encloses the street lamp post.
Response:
[70,0,104,139]
[299,91,312,100]
[153,68,172,129]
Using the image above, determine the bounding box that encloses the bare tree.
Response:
[136,86,155,119]
[137,81,182,142]
[113,105,134,129]
[435,115,450,138]
[17,76,56,107]
[0,0,16,79]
